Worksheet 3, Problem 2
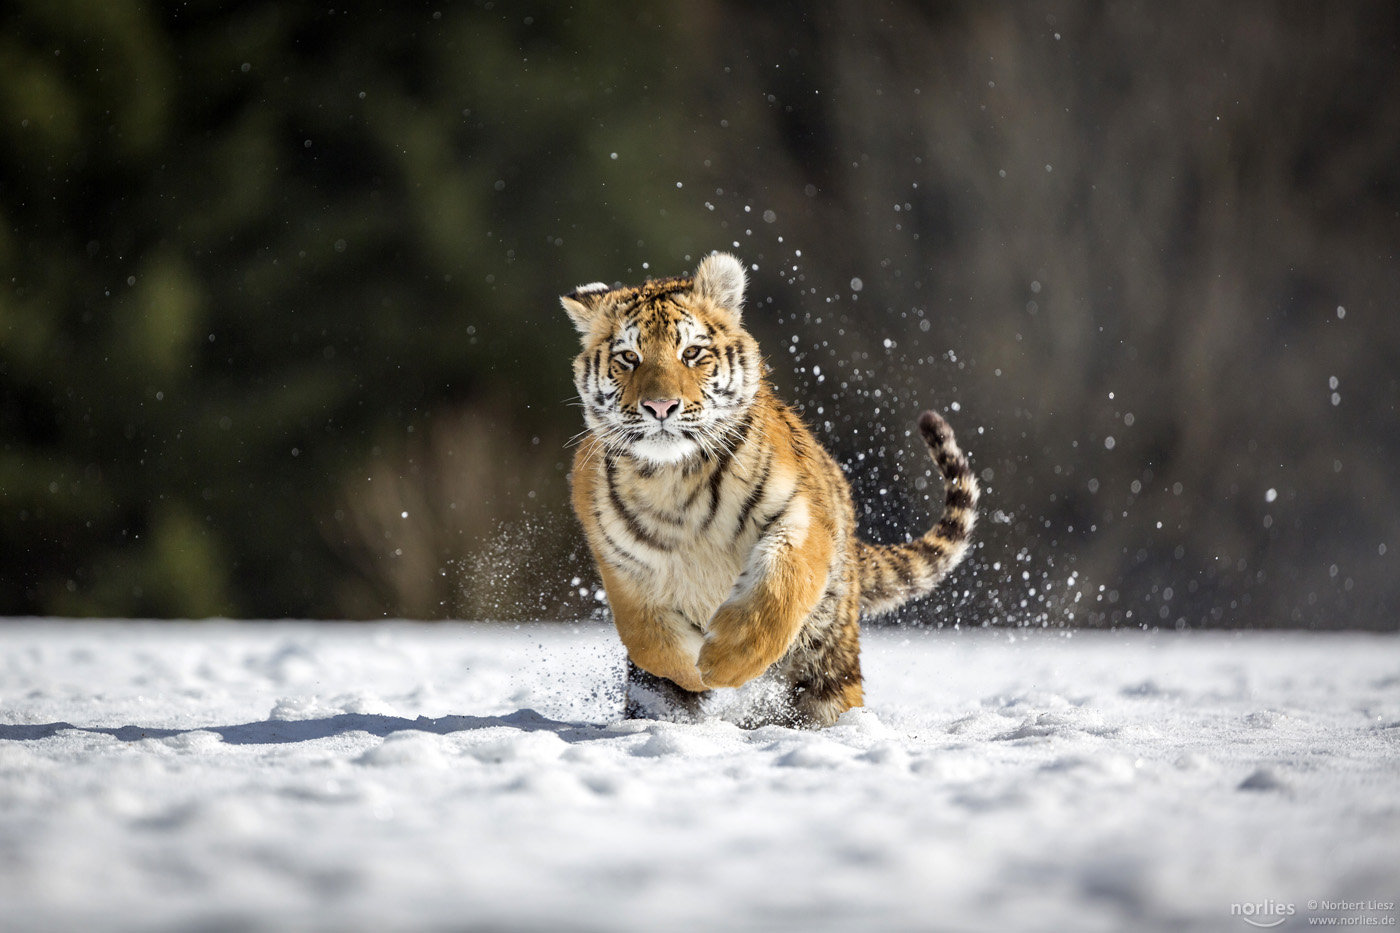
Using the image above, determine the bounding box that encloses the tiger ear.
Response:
[560,282,612,336]
[693,252,746,318]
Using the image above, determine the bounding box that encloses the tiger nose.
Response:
[640,398,680,421]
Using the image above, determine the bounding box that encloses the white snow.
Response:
[1,620,1397,932]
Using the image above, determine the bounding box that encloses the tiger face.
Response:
[561,253,761,465]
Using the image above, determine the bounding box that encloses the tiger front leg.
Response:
[698,506,832,689]
[599,564,709,694]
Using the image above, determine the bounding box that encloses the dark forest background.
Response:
[1,1,1396,629]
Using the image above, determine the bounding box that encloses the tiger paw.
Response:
[697,637,768,689]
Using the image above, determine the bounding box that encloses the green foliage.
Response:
[1,1,1396,626]
[0,1,706,617]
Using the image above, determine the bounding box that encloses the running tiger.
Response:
[562,253,978,727]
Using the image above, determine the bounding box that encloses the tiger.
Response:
[561,252,978,727]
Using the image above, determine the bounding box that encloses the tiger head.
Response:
[561,252,762,465]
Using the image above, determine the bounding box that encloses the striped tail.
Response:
[857,409,980,617]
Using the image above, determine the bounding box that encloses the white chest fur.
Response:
[595,452,793,632]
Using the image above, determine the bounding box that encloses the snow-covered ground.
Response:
[1,621,1397,933]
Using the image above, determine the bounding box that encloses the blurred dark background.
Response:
[1,1,1396,629]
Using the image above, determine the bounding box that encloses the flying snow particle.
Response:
[401,511,408,519]
[1104,436,1116,450]
[850,278,863,292]
[1265,488,1277,503]
[1337,305,1346,319]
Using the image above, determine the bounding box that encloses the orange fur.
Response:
[562,253,976,726]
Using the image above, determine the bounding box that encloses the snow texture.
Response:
[1,621,1397,932]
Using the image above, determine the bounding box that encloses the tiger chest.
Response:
[596,469,766,628]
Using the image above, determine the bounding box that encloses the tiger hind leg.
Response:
[780,602,865,729]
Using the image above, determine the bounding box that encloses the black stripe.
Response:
[862,561,892,604]
[722,344,744,395]
[605,456,672,551]
[734,450,774,535]
[935,517,969,543]
[681,476,708,510]
[636,497,686,527]
[889,549,917,587]
[734,346,752,388]
[725,407,755,457]
[911,536,949,560]
[700,409,754,530]
[754,491,796,538]
[945,486,976,511]
[592,507,652,574]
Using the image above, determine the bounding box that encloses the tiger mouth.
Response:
[622,417,697,439]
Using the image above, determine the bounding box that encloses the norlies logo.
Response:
[1232,900,1296,927]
